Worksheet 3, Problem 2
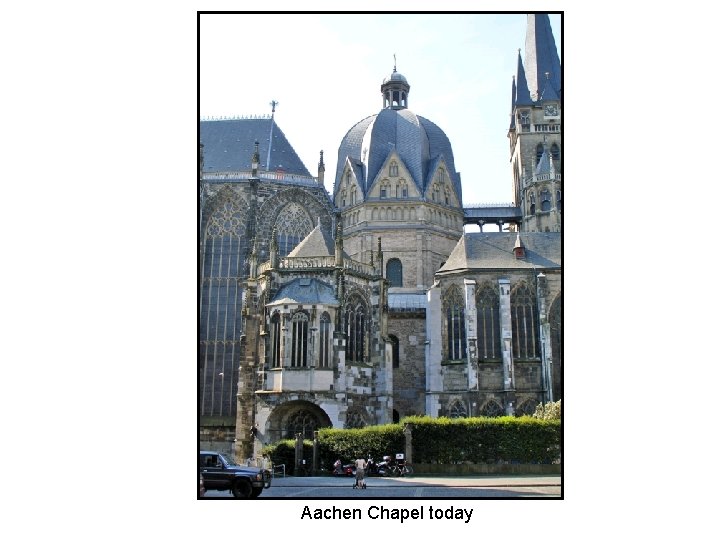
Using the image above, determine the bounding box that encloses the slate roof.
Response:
[439,232,561,273]
[200,118,312,176]
[287,225,335,258]
[334,108,461,203]
[524,14,561,101]
[267,278,338,306]
[388,293,427,311]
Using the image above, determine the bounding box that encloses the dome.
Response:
[334,107,462,203]
[382,70,408,84]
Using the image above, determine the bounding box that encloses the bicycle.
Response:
[388,462,413,477]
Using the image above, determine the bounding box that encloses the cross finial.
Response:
[393,53,397,72]
[270,100,279,114]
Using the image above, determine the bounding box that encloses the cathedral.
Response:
[199,14,562,461]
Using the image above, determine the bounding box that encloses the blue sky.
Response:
[201,13,562,207]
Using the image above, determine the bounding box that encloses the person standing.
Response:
[354,456,367,489]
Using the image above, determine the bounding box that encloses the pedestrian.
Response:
[333,458,343,476]
[354,455,367,489]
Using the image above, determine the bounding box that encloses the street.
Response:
[202,474,562,499]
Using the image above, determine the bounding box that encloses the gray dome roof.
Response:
[382,71,408,84]
[334,108,462,202]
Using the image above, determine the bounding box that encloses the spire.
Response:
[524,14,561,102]
[515,49,533,106]
[266,100,279,171]
[509,76,517,129]
[534,144,556,176]
[317,150,325,187]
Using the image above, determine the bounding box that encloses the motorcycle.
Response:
[332,461,356,477]
[366,456,389,477]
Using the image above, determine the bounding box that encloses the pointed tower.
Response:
[508,14,562,233]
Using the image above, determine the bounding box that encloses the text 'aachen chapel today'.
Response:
[199,14,562,461]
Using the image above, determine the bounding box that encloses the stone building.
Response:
[199,13,561,460]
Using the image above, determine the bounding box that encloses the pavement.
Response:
[270,474,561,488]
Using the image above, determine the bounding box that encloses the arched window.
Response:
[351,188,356,205]
[319,312,331,368]
[276,202,313,256]
[511,283,540,359]
[541,189,551,211]
[476,286,500,359]
[345,410,367,429]
[291,311,309,367]
[551,143,560,161]
[516,398,539,417]
[449,400,468,418]
[536,143,544,165]
[345,297,366,363]
[556,190,562,213]
[443,286,466,361]
[479,400,503,418]
[270,312,281,368]
[386,258,403,287]
[389,334,400,369]
[201,198,246,418]
[389,161,399,177]
[529,192,536,214]
[286,410,317,440]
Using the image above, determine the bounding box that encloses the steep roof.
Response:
[287,224,335,258]
[439,232,561,273]
[200,118,312,176]
[524,14,561,101]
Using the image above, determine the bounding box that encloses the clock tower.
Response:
[508,14,561,233]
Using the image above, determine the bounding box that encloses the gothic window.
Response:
[541,189,551,212]
[286,410,317,440]
[519,111,530,125]
[276,202,313,256]
[516,399,539,417]
[200,198,245,418]
[351,188,357,205]
[529,192,536,215]
[511,283,540,359]
[401,183,408,198]
[319,312,331,368]
[291,311,309,367]
[449,400,468,419]
[270,312,281,368]
[443,285,466,361]
[345,410,367,429]
[380,183,388,199]
[389,334,400,369]
[556,190,562,213]
[341,190,346,207]
[386,258,403,287]
[536,144,544,165]
[476,286,500,359]
[345,296,367,363]
[432,183,440,202]
[551,143,560,161]
[439,167,447,183]
[479,400,503,418]
[389,161,399,177]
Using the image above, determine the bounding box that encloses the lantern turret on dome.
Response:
[381,59,410,110]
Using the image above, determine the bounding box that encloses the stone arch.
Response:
[265,399,332,443]
[478,399,503,417]
[516,397,540,417]
[448,398,468,418]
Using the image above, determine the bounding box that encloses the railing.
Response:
[463,202,516,209]
[280,256,335,270]
[524,172,562,187]
[273,464,286,478]
[202,171,319,186]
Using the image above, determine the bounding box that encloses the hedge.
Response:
[261,415,560,474]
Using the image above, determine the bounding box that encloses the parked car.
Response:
[199,450,271,499]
